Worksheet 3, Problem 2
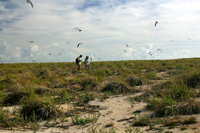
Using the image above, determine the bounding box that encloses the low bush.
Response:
[173,100,200,115]
[71,113,100,125]
[3,92,29,106]
[187,73,200,88]
[35,87,53,95]
[147,95,176,116]
[20,100,62,121]
[133,114,149,126]
[77,91,95,105]
[0,79,11,90]
[127,76,143,86]
[80,77,98,90]
[102,82,131,94]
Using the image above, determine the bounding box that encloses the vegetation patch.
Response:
[71,113,100,125]
[20,100,63,121]
[3,92,29,106]
[133,114,149,126]
[173,100,200,115]
[127,76,143,86]
[187,73,200,88]
[80,77,98,90]
[182,117,197,124]
[102,82,131,94]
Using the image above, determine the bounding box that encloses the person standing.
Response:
[84,56,91,70]
[76,55,82,71]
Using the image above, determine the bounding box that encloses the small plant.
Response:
[35,87,52,95]
[77,91,95,105]
[80,77,98,90]
[20,100,63,121]
[3,92,29,106]
[147,95,175,116]
[187,73,200,88]
[0,108,28,128]
[99,91,110,101]
[71,113,100,125]
[133,114,149,126]
[180,126,187,131]
[102,82,130,94]
[146,71,158,80]
[173,100,200,115]
[57,90,70,104]
[0,79,11,90]
[164,119,181,129]
[127,76,143,86]
[182,117,197,124]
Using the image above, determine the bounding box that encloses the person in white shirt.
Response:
[84,56,90,70]
[76,55,82,71]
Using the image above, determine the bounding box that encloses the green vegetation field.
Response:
[0,58,200,132]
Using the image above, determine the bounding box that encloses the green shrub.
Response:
[187,73,200,88]
[3,92,29,106]
[173,100,200,115]
[147,95,176,116]
[102,82,131,94]
[170,85,191,101]
[127,76,143,86]
[35,87,53,95]
[77,91,95,105]
[146,71,158,80]
[0,79,11,90]
[0,108,28,128]
[133,114,149,126]
[20,100,62,121]
[71,113,100,125]
[182,117,197,124]
[80,77,98,90]
[57,90,70,104]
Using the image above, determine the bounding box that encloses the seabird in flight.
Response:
[77,43,83,48]
[27,0,33,8]
[155,21,158,27]
[74,27,81,32]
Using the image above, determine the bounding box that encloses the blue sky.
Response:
[0,0,200,63]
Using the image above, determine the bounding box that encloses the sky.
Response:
[0,0,200,63]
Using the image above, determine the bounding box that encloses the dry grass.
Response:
[0,58,200,131]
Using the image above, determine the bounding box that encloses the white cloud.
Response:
[0,0,200,63]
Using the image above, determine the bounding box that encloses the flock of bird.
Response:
[0,1,186,63]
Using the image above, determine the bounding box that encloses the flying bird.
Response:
[28,41,34,43]
[59,53,61,55]
[74,27,81,32]
[169,40,174,42]
[155,21,158,27]
[77,43,83,48]
[157,49,162,51]
[27,0,33,8]
[66,41,70,44]
[124,50,127,53]
[49,53,51,55]
[125,44,129,47]
[148,52,153,56]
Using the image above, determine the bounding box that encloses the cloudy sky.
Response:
[0,0,200,63]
